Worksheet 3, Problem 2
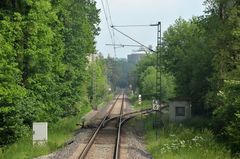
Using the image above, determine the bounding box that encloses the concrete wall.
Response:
[169,101,191,122]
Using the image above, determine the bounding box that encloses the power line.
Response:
[106,44,142,47]
[105,0,117,57]
[112,24,152,27]
[111,26,155,53]
[100,0,115,56]
[106,0,113,25]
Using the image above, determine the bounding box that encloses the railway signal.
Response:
[152,99,160,111]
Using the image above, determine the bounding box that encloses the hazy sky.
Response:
[95,0,206,58]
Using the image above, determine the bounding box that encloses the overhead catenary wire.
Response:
[111,26,155,53]
[105,0,117,57]
[100,0,116,56]
[103,1,154,55]
[106,0,113,24]
[106,44,142,48]
[112,24,152,27]
[102,1,157,56]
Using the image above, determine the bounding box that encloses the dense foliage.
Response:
[133,54,176,100]
[87,55,109,105]
[0,0,100,146]
[162,0,240,154]
[162,18,213,114]
[203,0,240,154]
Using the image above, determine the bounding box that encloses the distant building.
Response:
[127,53,145,64]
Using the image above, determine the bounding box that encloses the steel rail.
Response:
[103,108,153,125]
[113,94,124,159]
[78,94,121,159]
[103,105,168,127]
[121,105,168,126]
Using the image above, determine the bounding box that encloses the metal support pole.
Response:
[155,22,162,139]
[156,21,161,102]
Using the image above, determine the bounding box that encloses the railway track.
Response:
[78,93,125,159]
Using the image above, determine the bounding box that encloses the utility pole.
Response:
[157,22,162,138]
[156,22,162,102]
[150,22,162,139]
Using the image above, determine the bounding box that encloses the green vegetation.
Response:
[88,57,110,105]
[0,0,113,156]
[162,0,240,154]
[140,65,175,100]
[162,17,212,114]
[133,54,176,100]
[145,120,231,159]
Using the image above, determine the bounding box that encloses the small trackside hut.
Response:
[169,97,191,122]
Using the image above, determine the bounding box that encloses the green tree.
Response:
[140,66,175,100]
[0,0,100,146]
[162,18,213,114]
[87,56,109,104]
[203,0,240,153]
[0,13,26,145]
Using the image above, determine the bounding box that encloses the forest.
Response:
[0,0,105,146]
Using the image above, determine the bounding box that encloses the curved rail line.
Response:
[113,94,124,159]
[78,93,125,159]
[103,108,153,126]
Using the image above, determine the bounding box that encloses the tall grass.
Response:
[137,114,231,159]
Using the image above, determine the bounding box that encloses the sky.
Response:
[95,0,206,58]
